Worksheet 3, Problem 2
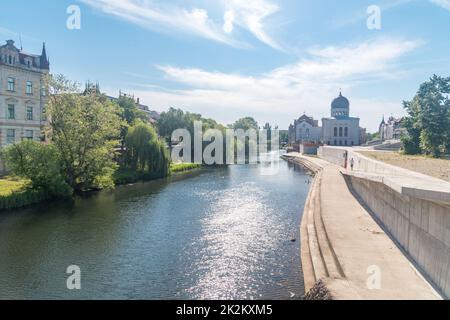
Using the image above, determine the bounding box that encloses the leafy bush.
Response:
[1,140,72,197]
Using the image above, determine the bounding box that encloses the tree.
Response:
[46,74,123,191]
[117,95,148,148]
[157,108,191,146]
[402,75,450,157]
[2,140,71,197]
[125,121,170,176]
[232,117,259,131]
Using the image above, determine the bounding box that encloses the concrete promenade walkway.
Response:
[284,153,441,300]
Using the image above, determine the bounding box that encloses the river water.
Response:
[0,156,311,300]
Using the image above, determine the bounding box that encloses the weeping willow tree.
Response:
[125,121,170,177]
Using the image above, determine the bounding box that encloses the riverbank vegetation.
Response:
[401,75,450,157]
[170,163,202,173]
[0,177,49,210]
[1,74,277,210]
[0,75,172,209]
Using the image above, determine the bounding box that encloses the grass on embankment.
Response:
[358,151,450,182]
[114,163,202,185]
[170,162,202,174]
[1,163,203,210]
[0,177,49,210]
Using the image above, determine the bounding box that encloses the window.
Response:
[7,104,15,119]
[26,81,33,94]
[25,130,33,141]
[41,86,46,97]
[8,56,12,64]
[334,140,337,145]
[6,129,15,144]
[27,106,33,120]
[7,77,15,91]
[339,127,343,137]
[334,127,338,137]
[344,127,348,137]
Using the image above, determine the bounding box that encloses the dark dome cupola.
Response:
[331,91,350,118]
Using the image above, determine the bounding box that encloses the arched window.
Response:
[339,127,343,137]
[344,127,348,137]
[334,127,338,137]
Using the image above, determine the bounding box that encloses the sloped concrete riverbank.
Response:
[282,153,442,300]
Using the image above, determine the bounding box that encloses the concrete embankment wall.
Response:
[318,146,450,298]
[345,174,450,297]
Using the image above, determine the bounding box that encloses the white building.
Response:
[322,92,361,147]
[288,92,365,146]
[0,40,49,148]
[379,116,405,141]
[288,114,322,144]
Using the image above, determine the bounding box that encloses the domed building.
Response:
[322,92,363,146]
[288,92,366,147]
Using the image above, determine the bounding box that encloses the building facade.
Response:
[322,92,361,146]
[379,116,405,141]
[0,40,49,148]
[288,92,364,146]
[288,114,322,144]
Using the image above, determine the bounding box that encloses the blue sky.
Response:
[1,0,449,131]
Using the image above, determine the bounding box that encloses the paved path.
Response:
[284,153,441,300]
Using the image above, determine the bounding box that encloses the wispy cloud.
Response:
[129,38,422,130]
[81,0,282,50]
[429,0,450,11]
[222,0,282,50]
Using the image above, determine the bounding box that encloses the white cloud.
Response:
[223,0,282,50]
[429,0,450,11]
[81,0,281,49]
[129,38,422,131]
[223,10,235,33]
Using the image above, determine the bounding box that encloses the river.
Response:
[0,155,311,300]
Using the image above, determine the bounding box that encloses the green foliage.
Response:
[0,177,29,197]
[116,95,149,149]
[232,117,259,131]
[124,121,170,177]
[366,132,380,142]
[46,75,123,191]
[2,141,71,197]
[401,115,421,155]
[118,95,148,126]
[170,163,202,173]
[0,188,49,211]
[157,108,226,144]
[402,75,450,157]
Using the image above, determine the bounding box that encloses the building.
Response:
[322,92,362,146]
[288,92,365,146]
[0,40,49,148]
[379,116,405,141]
[288,114,322,144]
